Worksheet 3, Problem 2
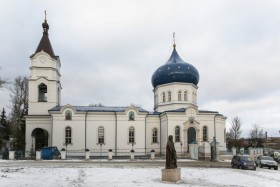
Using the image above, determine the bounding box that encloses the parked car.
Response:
[255,156,278,170]
[231,155,256,170]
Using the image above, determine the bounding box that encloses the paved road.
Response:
[0,159,231,168]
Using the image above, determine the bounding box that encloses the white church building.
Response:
[25,17,227,157]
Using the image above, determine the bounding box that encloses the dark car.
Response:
[231,155,256,170]
[255,156,278,170]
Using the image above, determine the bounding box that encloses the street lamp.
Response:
[180,142,183,159]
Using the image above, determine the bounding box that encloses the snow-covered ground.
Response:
[0,161,279,187]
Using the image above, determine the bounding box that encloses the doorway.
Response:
[31,128,48,150]
[187,127,196,144]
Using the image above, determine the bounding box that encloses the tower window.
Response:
[98,126,105,144]
[184,91,187,101]
[65,127,72,144]
[175,126,180,142]
[129,126,135,143]
[155,94,158,105]
[129,111,135,121]
[178,91,182,101]
[57,87,60,105]
[65,110,72,120]
[168,91,171,102]
[162,92,166,103]
[152,128,158,143]
[203,126,208,141]
[38,83,47,102]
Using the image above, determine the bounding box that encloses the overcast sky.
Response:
[0,0,280,137]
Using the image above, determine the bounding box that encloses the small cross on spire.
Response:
[42,10,49,33]
[44,10,47,22]
[173,32,176,48]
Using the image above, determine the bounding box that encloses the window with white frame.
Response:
[175,126,180,142]
[98,126,104,144]
[184,91,187,101]
[155,94,158,104]
[168,91,171,102]
[192,92,195,102]
[203,126,208,141]
[152,128,158,143]
[178,91,182,101]
[65,127,72,144]
[162,92,166,102]
[129,126,135,143]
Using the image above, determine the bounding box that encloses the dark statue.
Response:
[166,135,177,169]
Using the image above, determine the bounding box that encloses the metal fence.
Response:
[1,147,191,160]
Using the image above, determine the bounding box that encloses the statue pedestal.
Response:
[161,168,181,182]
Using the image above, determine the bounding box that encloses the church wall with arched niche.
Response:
[86,113,116,151]
[146,115,161,151]
[116,113,146,153]
[25,116,52,152]
[52,112,85,151]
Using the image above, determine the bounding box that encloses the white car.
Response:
[255,156,278,170]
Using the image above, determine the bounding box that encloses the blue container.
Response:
[41,147,60,160]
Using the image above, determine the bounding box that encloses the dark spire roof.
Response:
[151,42,200,88]
[30,12,58,59]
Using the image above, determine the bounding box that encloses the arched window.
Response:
[65,110,72,120]
[129,111,135,121]
[175,126,180,142]
[57,87,60,105]
[178,91,182,101]
[65,127,72,144]
[155,94,158,104]
[162,92,166,102]
[192,92,195,102]
[203,126,208,141]
[129,126,135,143]
[152,128,158,143]
[168,91,171,102]
[184,91,187,101]
[38,83,47,102]
[98,126,105,144]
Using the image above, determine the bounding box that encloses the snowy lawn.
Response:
[0,165,280,186]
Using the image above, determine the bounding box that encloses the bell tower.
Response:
[28,12,61,115]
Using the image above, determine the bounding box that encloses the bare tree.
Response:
[0,67,7,88]
[9,76,28,150]
[250,124,265,147]
[230,116,242,140]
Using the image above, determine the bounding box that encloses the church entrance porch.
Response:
[187,127,196,144]
[31,128,48,150]
[183,118,200,154]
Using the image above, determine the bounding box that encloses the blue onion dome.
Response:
[151,46,200,88]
